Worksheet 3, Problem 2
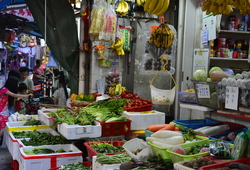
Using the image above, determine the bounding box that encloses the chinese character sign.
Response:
[225,86,239,110]
[196,84,210,98]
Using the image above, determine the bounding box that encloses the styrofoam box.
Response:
[6,121,50,132]
[18,144,83,170]
[92,156,121,170]
[122,138,153,162]
[57,121,102,140]
[122,110,165,130]
[38,109,58,126]
[8,114,38,122]
[6,128,59,161]
[174,161,197,170]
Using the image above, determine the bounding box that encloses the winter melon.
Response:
[210,71,231,82]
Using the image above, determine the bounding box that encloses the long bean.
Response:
[96,153,131,164]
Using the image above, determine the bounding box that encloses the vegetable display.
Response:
[180,157,214,169]
[13,130,70,146]
[194,124,230,136]
[90,142,125,154]
[59,162,91,170]
[130,156,173,170]
[23,148,68,155]
[23,120,42,126]
[96,153,131,164]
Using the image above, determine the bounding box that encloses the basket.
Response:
[84,141,125,160]
[166,140,210,163]
[173,119,219,129]
[199,158,250,170]
[123,99,154,112]
[208,128,248,144]
[150,57,177,105]
[144,129,154,138]
[195,121,245,137]
[148,135,209,160]
[192,79,221,109]
[96,119,132,137]
[178,91,198,104]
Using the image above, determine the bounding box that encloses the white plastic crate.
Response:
[122,110,165,130]
[57,121,102,140]
[6,121,50,132]
[38,109,58,126]
[6,128,59,160]
[18,144,83,170]
[92,156,121,170]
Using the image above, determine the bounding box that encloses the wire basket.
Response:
[150,57,177,105]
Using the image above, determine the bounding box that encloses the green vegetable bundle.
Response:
[96,153,131,164]
[23,120,42,126]
[23,148,67,155]
[90,142,125,153]
[59,162,90,170]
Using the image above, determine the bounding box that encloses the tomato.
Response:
[142,101,148,105]
[124,94,130,99]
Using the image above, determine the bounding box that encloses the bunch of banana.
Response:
[116,0,129,16]
[148,23,174,49]
[202,0,234,15]
[144,0,170,16]
[136,0,146,7]
[115,83,122,95]
[108,38,125,56]
[108,86,116,96]
[233,0,250,15]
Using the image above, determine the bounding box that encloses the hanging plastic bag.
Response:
[118,25,132,51]
[89,0,107,41]
[99,5,117,42]
[231,132,248,160]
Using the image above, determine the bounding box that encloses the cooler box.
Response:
[38,109,58,126]
[6,128,59,160]
[92,156,121,170]
[18,144,82,170]
[57,121,102,140]
[6,121,50,132]
[122,110,165,130]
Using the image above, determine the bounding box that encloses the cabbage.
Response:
[193,69,207,82]
[209,66,222,77]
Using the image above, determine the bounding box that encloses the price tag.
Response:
[96,79,105,94]
[196,84,210,98]
[225,86,238,110]
[75,126,93,135]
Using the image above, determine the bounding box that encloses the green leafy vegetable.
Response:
[90,143,125,153]
[23,120,42,126]
[59,162,90,170]
[23,148,69,155]
[96,153,131,164]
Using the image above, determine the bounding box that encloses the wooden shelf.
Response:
[210,57,248,61]
[219,30,250,34]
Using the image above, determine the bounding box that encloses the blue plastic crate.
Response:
[208,128,248,144]
[173,119,219,129]
[178,92,198,104]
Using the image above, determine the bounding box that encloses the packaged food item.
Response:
[231,132,248,160]
[210,140,230,159]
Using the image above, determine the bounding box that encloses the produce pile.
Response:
[180,157,214,169]
[23,148,68,155]
[89,142,125,154]
[12,130,70,146]
[58,162,91,170]
[23,120,42,126]
[49,99,129,127]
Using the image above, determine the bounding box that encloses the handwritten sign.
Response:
[196,84,210,98]
[225,86,239,110]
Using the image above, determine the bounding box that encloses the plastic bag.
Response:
[245,129,250,157]
[104,69,121,96]
[99,5,117,42]
[231,132,248,159]
[209,140,230,159]
[89,0,107,41]
[118,25,132,51]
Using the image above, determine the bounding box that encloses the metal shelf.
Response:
[179,102,215,112]
[219,30,250,34]
[210,57,248,61]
